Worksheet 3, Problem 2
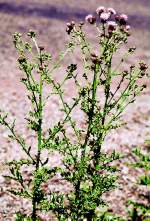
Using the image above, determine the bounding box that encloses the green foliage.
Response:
[139,175,150,186]
[0,6,148,221]
[14,213,34,221]
[128,142,150,221]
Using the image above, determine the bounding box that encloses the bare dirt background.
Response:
[0,0,150,220]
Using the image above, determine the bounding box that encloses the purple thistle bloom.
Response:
[107,8,116,15]
[125,25,131,31]
[119,14,128,25]
[120,14,128,21]
[96,6,106,15]
[107,21,117,28]
[66,21,75,35]
[115,14,128,26]
[100,12,111,23]
[107,21,117,34]
[85,14,96,24]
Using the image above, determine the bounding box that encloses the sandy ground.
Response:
[0,0,150,220]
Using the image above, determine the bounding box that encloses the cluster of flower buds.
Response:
[66,21,75,35]
[84,6,130,35]
[115,14,128,25]
[115,14,131,34]
[139,62,148,72]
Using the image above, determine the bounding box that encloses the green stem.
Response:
[32,74,43,221]
[82,64,98,156]
[94,55,112,165]
[71,65,99,221]
[32,40,43,221]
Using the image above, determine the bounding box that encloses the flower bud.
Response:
[39,46,44,51]
[139,62,148,71]
[119,14,128,25]
[115,14,128,26]
[130,65,135,70]
[128,46,136,53]
[120,14,128,21]
[123,70,129,77]
[107,21,117,34]
[91,53,99,64]
[115,15,120,22]
[85,14,96,24]
[80,21,84,26]
[66,22,75,35]
[18,56,26,64]
[79,21,84,28]
[71,21,75,26]
[122,25,131,35]
[96,6,106,15]
[142,84,147,88]
[125,25,131,31]
[39,66,43,71]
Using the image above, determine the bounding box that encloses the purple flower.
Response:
[115,15,120,22]
[115,14,128,25]
[107,8,116,15]
[100,12,111,23]
[107,21,117,33]
[139,62,148,71]
[96,6,106,15]
[85,14,96,24]
[107,21,117,27]
[125,25,131,31]
[120,14,128,21]
[66,21,75,35]
[119,14,128,25]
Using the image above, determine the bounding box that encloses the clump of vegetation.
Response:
[127,140,150,221]
[0,6,148,221]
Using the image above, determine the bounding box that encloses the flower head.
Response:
[100,12,111,23]
[107,21,117,33]
[115,15,120,22]
[107,8,116,15]
[122,25,131,35]
[125,25,131,31]
[115,14,128,25]
[119,14,128,25]
[107,21,117,27]
[139,62,148,71]
[96,6,106,15]
[120,14,128,21]
[66,21,75,35]
[85,14,96,24]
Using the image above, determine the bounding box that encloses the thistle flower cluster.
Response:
[0,5,148,221]
[85,6,130,35]
[66,21,75,34]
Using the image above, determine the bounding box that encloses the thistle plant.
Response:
[0,6,148,221]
